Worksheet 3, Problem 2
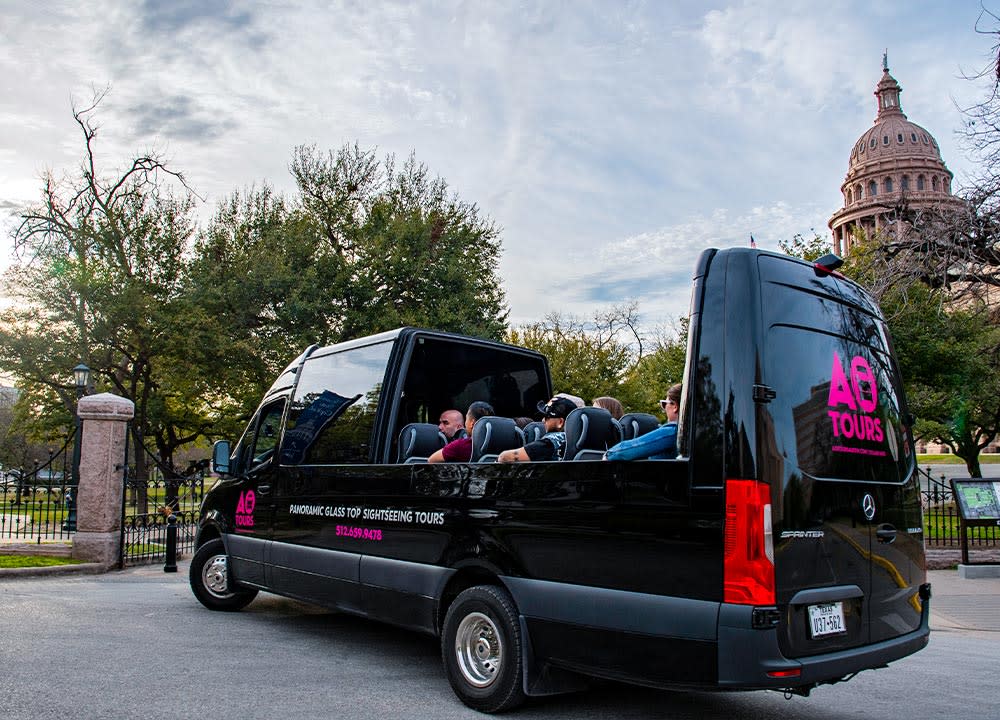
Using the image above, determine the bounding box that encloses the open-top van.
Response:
[191,248,929,712]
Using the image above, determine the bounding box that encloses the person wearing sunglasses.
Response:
[604,383,682,461]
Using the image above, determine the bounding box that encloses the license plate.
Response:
[808,601,846,638]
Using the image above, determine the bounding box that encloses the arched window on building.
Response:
[856,183,863,200]
[917,175,925,191]
[869,180,878,197]
[884,177,894,193]
[932,176,939,191]
[846,188,853,204]
[901,175,910,191]
[946,178,951,193]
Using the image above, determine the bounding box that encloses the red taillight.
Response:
[766,669,801,679]
[724,478,775,605]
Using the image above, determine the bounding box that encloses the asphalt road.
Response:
[0,565,997,720]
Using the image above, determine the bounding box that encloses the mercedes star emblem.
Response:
[861,493,876,521]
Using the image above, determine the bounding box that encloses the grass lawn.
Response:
[916,454,1000,464]
[0,554,83,569]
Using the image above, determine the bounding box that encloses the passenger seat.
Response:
[521,421,546,444]
[471,417,524,462]
[562,407,622,460]
[397,423,446,463]
[618,412,660,440]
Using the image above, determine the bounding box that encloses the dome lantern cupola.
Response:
[875,52,904,119]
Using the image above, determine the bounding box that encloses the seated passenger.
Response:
[592,396,624,420]
[604,383,681,461]
[496,396,575,463]
[437,409,468,441]
[428,401,494,463]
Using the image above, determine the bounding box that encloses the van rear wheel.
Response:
[442,585,526,713]
[189,538,258,611]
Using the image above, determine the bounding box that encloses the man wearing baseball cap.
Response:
[497,396,576,463]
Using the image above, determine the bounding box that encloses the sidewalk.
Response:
[927,568,1000,633]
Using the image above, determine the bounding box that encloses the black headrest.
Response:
[521,421,546,444]
[470,417,524,462]
[563,407,622,460]
[397,423,446,463]
[619,412,660,441]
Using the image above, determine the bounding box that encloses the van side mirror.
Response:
[212,440,232,476]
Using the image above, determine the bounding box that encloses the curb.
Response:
[0,562,108,579]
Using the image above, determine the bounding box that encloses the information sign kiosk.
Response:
[950,478,1000,567]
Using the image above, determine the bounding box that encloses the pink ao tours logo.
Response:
[235,489,256,530]
[827,352,886,455]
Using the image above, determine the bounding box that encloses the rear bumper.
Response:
[717,587,931,688]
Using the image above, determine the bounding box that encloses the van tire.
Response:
[189,538,258,611]
[442,585,526,713]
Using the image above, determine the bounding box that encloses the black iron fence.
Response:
[920,466,1000,548]
[0,435,76,543]
[119,452,206,568]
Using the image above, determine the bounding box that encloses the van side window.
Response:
[249,401,286,470]
[283,341,393,464]
[230,398,287,475]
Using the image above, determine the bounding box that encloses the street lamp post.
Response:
[64,363,90,532]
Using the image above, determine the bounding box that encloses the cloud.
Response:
[134,0,254,35]
[125,95,240,142]
[0,199,25,213]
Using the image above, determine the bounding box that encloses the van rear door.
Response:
[755,254,924,658]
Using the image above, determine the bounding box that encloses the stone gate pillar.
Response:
[72,392,135,568]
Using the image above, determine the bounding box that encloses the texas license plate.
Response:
[808,601,846,638]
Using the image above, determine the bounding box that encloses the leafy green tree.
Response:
[0,94,198,486]
[186,145,510,433]
[289,144,508,341]
[508,305,686,415]
[879,284,1000,477]
[778,231,832,262]
[624,322,688,412]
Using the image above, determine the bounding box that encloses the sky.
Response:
[1,0,998,331]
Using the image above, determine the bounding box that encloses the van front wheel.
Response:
[442,585,526,713]
[189,538,258,611]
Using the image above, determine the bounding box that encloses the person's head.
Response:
[536,396,576,432]
[513,416,533,429]
[592,396,624,420]
[658,383,682,421]
[555,392,585,408]
[465,401,495,435]
[437,409,465,439]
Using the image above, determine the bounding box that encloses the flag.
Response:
[750,234,757,248]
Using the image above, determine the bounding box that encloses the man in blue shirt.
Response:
[605,383,681,461]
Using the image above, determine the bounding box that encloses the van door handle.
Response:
[875,524,896,544]
[257,484,271,495]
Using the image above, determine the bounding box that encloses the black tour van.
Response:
[191,248,930,712]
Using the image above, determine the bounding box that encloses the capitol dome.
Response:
[829,58,963,255]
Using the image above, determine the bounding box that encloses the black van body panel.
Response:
[717,599,929,687]
[196,249,929,700]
